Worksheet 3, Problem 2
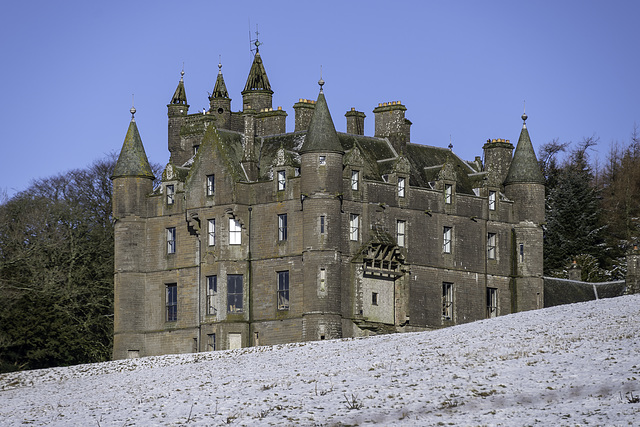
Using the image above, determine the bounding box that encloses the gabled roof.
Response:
[504,115,544,185]
[242,52,273,94]
[112,115,154,179]
[300,90,344,154]
[170,71,188,105]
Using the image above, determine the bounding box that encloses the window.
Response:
[381,174,389,183]
[320,215,325,234]
[489,190,496,211]
[488,233,496,260]
[228,332,242,350]
[194,145,200,155]
[372,292,378,306]
[349,214,359,241]
[442,282,453,320]
[207,333,216,351]
[277,271,290,310]
[519,243,524,262]
[227,275,243,313]
[166,283,177,322]
[229,218,241,245]
[444,184,452,204]
[277,170,286,191]
[166,184,175,205]
[487,288,497,318]
[319,156,326,165]
[398,177,405,197]
[206,275,217,315]
[351,170,359,191]
[208,219,215,246]
[167,227,176,254]
[443,226,452,253]
[206,175,215,196]
[319,268,326,292]
[294,167,301,177]
[397,220,406,247]
[278,214,288,241]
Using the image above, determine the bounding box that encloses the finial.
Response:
[448,142,453,151]
[130,94,136,121]
[218,55,222,74]
[180,63,185,81]
[318,65,325,93]
[522,100,527,123]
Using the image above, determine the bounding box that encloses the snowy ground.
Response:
[1,295,639,426]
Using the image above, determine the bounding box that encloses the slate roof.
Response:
[211,68,229,99]
[112,118,154,179]
[170,72,188,105]
[504,117,544,185]
[242,52,273,94]
[300,90,343,154]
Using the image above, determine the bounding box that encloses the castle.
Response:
[111,47,546,359]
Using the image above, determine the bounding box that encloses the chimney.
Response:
[345,107,366,135]
[293,98,316,131]
[568,260,582,281]
[373,101,410,153]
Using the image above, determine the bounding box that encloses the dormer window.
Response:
[319,156,326,165]
[206,175,215,196]
[277,170,286,191]
[166,185,175,205]
[351,170,359,191]
[444,184,453,204]
[398,177,405,197]
[489,191,496,211]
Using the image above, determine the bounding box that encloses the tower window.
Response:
[278,214,288,241]
[166,185,175,205]
[320,215,325,234]
[206,275,217,315]
[398,177,405,198]
[442,282,453,320]
[488,233,497,260]
[208,219,215,246]
[372,292,378,306]
[349,214,359,241]
[229,218,242,245]
[167,227,176,254]
[166,283,177,322]
[227,274,243,313]
[277,170,286,191]
[277,271,290,310]
[217,107,224,114]
[206,175,215,196]
[319,156,326,165]
[319,268,326,292]
[351,170,359,191]
[193,145,200,155]
[489,190,496,211]
[443,227,452,253]
[397,220,406,247]
[519,244,524,262]
[444,184,453,204]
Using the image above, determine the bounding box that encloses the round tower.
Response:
[208,61,232,129]
[299,79,344,341]
[167,70,189,166]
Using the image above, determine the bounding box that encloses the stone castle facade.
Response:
[111,48,546,359]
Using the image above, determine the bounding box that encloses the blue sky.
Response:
[1,1,638,197]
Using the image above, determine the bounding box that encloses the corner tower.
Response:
[299,78,344,341]
[209,61,232,129]
[167,70,190,165]
[241,47,273,112]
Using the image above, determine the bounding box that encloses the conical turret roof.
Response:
[169,71,188,105]
[242,51,273,94]
[504,114,544,185]
[300,84,343,154]
[112,110,154,179]
[211,63,229,98]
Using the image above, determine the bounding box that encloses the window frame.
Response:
[349,213,359,241]
[229,218,242,245]
[320,215,325,234]
[319,155,326,165]
[207,333,216,351]
[227,274,243,313]
[443,226,452,253]
[372,292,378,306]
[277,170,286,191]
[277,271,290,311]
[442,282,453,320]
[206,275,217,316]
[167,227,176,254]
[206,174,215,196]
[488,190,496,211]
[487,232,497,260]
[397,220,406,247]
[487,287,498,318]
[208,219,215,246]
[166,283,177,322]
[166,184,175,205]
[278,214,288,241]
[444,183,453,204]
[398,177,405,198]
[351,170,359,191]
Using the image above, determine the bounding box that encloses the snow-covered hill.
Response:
[1,295,639,426]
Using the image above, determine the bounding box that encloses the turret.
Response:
[167,70,189,165]
[209,61,232,129]
[299,78,344,341]
[241,48,273,112]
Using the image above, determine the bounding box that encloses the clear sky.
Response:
[1,1,638,197]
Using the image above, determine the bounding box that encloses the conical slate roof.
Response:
[300,88,344,154]
[211,64,229,98]
[242,52,273,94]
[111,114,154,179]
[504,115,544,185]
[169,72,188,105]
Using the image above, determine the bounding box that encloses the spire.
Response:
[300,80,343,154]
[169,69,188,105]
[504,112,544,185]
[211,60,229,99]
[112,107,154,179]
[242,51,273,94]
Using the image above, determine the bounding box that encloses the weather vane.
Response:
[250,25,262,54]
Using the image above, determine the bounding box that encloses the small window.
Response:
[487,288,497,318]
[167,227,176,254]
[166,283,177,322]
[351,170,359,191]
[319,268,326,292]
[372,292,378,306]
[443,226,452,253]
[398,177,405,198]
[442,282,453,320]
[208,219,215,246]
[519,243,524,262]
[207,333,216,351]
[397,220,406,247]
[381,174,389,183]
[489,190,496,211]
[319,156,326,165]
[444,184,452,204]
[206,175,215,196]
[277,271,290,310]
[278,214,288,241]
[349,214,359,241]
[227,274,243,313]
[193,145,200,155]
[488,233,497,260]
[320,215,325,234]
[277,170,286,191]
[166,185,175,205]
[229,218,241,245]
[206,275,217,315]
[294,167,301,177]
